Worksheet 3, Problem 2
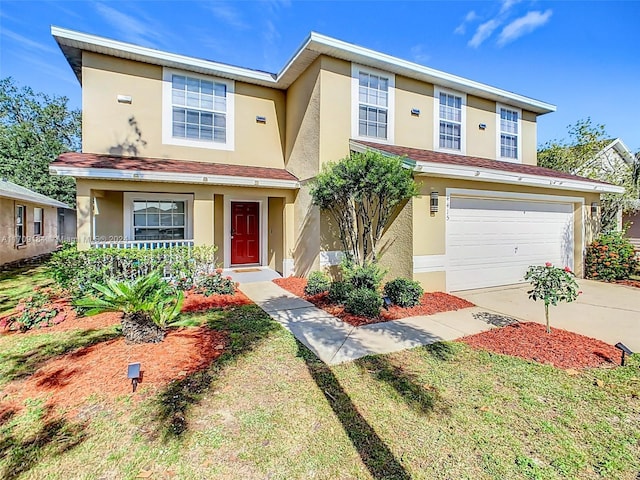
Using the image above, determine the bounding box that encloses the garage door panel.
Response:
[447,196,574,291]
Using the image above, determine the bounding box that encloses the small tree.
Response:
[310,151,417,266]
[524,263,580,334]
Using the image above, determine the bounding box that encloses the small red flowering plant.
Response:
[524,262,580,333]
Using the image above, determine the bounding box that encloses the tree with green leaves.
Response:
[537,118,640,231]
[310,150,417,266]
[0,77,79,206]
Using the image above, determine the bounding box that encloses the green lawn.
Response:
[0,301,638,480]
[0,264,52,315]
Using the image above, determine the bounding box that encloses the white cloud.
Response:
[500,0,522,14]
[93,3,173,48]
[410,44,430,64]
[454,10,478,35]
[1,28,57,54]
[206,2,249,30]
[497,9,553,46]
[468,19,501,48]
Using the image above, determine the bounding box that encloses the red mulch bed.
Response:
[0,326,227,416]
[273,277,474,327]
[615,279,640,289]
[181,290,252,313]
[460,322,621,369]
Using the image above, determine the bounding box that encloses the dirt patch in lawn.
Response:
[0,326,227,417]
[273,277,474,327]
[460,322,620,369]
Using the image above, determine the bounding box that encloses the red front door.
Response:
[231,202,260,265]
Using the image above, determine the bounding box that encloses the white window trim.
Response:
[223,196,268,268]
[162,67,235,151]
[33,207,43,236]
[351,63,395,144]
[496,103,522,163]
[15,205,26,246]
[123,192,194,241]
[434,87,466,155]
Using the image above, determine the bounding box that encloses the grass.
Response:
[0,265,638,479]
[0,264,52,315]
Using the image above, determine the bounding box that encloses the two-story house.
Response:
[50,27,622,292]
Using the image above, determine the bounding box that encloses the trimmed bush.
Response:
[195,269,236,296]
[305,271,331,296]
[345,288,383,318]
[585,232,637,282]
[342,261,386,291]
[328,280,353,304]
[384,278,424,308]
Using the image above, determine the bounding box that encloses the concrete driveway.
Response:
[455,279,640,352]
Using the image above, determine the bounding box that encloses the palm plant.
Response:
[75,270,183,343]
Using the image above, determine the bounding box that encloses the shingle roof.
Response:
[52,152,299,182]
[0,179,69,208]
[354,140,613,187]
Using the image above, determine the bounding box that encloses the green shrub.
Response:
[195,269,236,296]
[342,260,386,291]
[305,271,331,296]
[328,280,353,304]
[585,231,637,281]
[345,288,382,318]
[49,243,218,295]
[8,287,62,331]
[384,278,424,307]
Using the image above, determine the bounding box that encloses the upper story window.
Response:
[435,88,466,154]
[351,64,395,143]
[162,68,235,151]
[497,104,521,162]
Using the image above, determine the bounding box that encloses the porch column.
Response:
[193,191,214,246]
[283,200,296,276]
[76,180,92,251]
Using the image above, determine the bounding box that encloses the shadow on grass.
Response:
[0,406,86,480]
[355,355,448,416]
[0,328,120,385]
[0,265,52,315]
[422,341,457,361]
[152,305,280,440]
[297,343,411,480]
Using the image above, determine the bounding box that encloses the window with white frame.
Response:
[15,205,25,245]
[33,208,43,236]
[438,91,463,151]
[499,107,519,160]
[352,65,394,143]
[132,200,186,241]
[163,69,234,150]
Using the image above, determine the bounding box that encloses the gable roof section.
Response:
[599,138,636,165]
[0,179,69,208]
[50,153,300,189]
[350,140,624,194]
[51,27,555,115]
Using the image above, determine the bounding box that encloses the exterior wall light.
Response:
[256,116,266,124]
[127,362,141,392]
[591,202,599,215]
[411,108,420,116]
[430,191,439,215]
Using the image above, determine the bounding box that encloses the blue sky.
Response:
[1,0,638,152]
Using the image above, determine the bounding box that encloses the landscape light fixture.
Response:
[127,362,141,392]
[430,191,439,214]
[382,296,392,310]
[614,343,633,366]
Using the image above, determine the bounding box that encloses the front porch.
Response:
[76,179,296,275]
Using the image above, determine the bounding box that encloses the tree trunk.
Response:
[121,312,165,344]
[544,303,551,334]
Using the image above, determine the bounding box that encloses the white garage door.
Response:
[447,196,574,291]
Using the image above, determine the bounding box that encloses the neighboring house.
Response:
[0,179,70,265]
[49,27,622,292]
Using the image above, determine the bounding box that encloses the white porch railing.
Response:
[90,239,195,250]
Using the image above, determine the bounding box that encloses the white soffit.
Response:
[51,27,555,114]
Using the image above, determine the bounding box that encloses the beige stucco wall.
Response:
[395,76,434,150]
[466,95,496,160]
[0,199,58,265]
[82,52,286,168]
[413,176,600,291]
[521,111,537,166]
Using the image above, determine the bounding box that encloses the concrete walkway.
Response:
[240,281,496,365]
[456,279,640,352]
